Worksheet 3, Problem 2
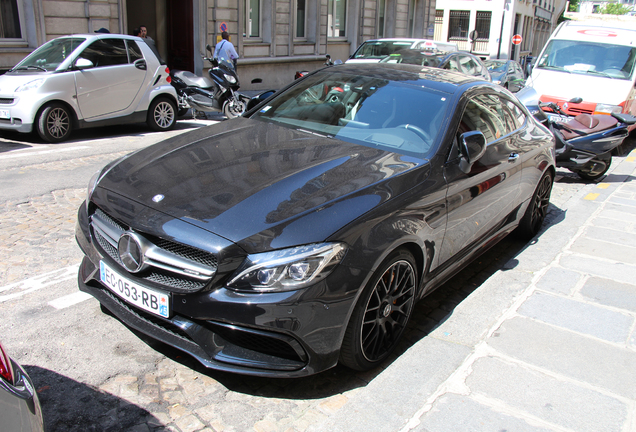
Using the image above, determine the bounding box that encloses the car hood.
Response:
[0,73,49,95]
[528,68,634,105]
[97,118,430,252]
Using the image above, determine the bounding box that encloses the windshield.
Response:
[12,38,86,72]
[536,39,636,80]
[250,70,450,158]
[352,41,416,60]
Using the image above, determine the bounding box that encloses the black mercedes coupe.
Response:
[75,63,555,377]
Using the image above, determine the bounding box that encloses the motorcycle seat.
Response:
[559,114,618,140]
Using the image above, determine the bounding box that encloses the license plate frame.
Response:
[100,261,170,318]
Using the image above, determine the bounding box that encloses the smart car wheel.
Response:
[516,171,553,240]
[147,97,177,131]
[37,103,72,143]
[340,248,416,371]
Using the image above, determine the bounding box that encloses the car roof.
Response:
[53,33,144,42]
[319,62,487,93]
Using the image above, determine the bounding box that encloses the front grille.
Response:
[568,107,593,116]
[0,98,14,104]
[90,207,217,293]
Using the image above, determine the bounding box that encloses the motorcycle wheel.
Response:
[223,97,247,119]
[572,154,612,181]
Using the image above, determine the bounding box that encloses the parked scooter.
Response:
[518,86,636,180]
[170,44,248,119]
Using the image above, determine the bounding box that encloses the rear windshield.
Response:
[352,41,416,60]
[536,39,636,80]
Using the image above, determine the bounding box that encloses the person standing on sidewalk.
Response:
[213,31,239,70]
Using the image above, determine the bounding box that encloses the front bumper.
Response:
[75,204,365,377]
[0,95,36,133]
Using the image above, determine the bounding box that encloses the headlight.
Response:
[15,78,45,92]
[594,103,622,115]
[492,80,501,85]
[227,243,347,292]
[224,73,237,84]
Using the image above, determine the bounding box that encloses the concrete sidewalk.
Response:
[311,151,636,432]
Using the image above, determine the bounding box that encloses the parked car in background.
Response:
[0,339,44,432]
[0,33,178,143]
[347,38,457,63]
[484,59,525,92]
[76,63,555,378]
[380,49,491,81]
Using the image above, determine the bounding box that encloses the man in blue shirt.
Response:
[214,31,239,70]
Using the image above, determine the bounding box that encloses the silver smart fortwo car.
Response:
[0,33,178,142]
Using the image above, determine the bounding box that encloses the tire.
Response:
[222,96,247,119]
[573,155,611,181]
[339,248,417,371]
[37,103,72,143]
[516,171,554,240]
[147,97,177,131]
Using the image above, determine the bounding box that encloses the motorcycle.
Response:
[170,44,249,119]
[518,86,636,180]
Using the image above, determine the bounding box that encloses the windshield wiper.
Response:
[584,70,614,79]
[538,65,570,73]
[10,65,47,72]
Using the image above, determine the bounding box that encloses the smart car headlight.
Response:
[227,243,347,292]
[15,78,45,92]
[224,74,237,84]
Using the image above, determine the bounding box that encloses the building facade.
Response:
[1,0,437,90]
[434,0,567,66]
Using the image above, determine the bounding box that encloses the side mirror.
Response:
[134,59,147,70]
[246,89,277,112]
[206,44,212,53]
[74,58,94,70]
[568,97,583,104]
[458,131,487,174]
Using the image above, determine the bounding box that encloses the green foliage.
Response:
[598,3,632,15]
[568,0,580,12]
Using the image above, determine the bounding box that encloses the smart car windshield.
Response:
[251,70,450,158]
[537,39,636,80]
[11,37,86,72]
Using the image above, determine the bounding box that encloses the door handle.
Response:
[508,153,520,163]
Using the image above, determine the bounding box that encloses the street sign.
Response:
[220,22,228,32]
[512,34,522,45]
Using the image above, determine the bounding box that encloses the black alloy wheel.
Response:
[516,171,553,240]
[37,103,72,142]
[223,96,247,119]
[340,248,417,371]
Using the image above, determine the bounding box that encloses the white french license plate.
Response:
[0,109,9,119]
[100,261,170,318]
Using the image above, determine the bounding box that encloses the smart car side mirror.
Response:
[74,58,94,70]
[458,131,487,174]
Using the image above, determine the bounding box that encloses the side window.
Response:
[79,39,128,68]
[126,40,143,62]
[457,94,509,144]
[445,56,460,72]
[504,99,527,129]
[460,56,478,77]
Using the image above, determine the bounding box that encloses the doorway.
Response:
[126,0,195,72]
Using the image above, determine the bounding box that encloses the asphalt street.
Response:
[0,120,634,432]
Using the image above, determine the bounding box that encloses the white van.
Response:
[346,38,458,64]
[527,20,636,122]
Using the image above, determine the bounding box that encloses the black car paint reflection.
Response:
[76,63,555,377]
